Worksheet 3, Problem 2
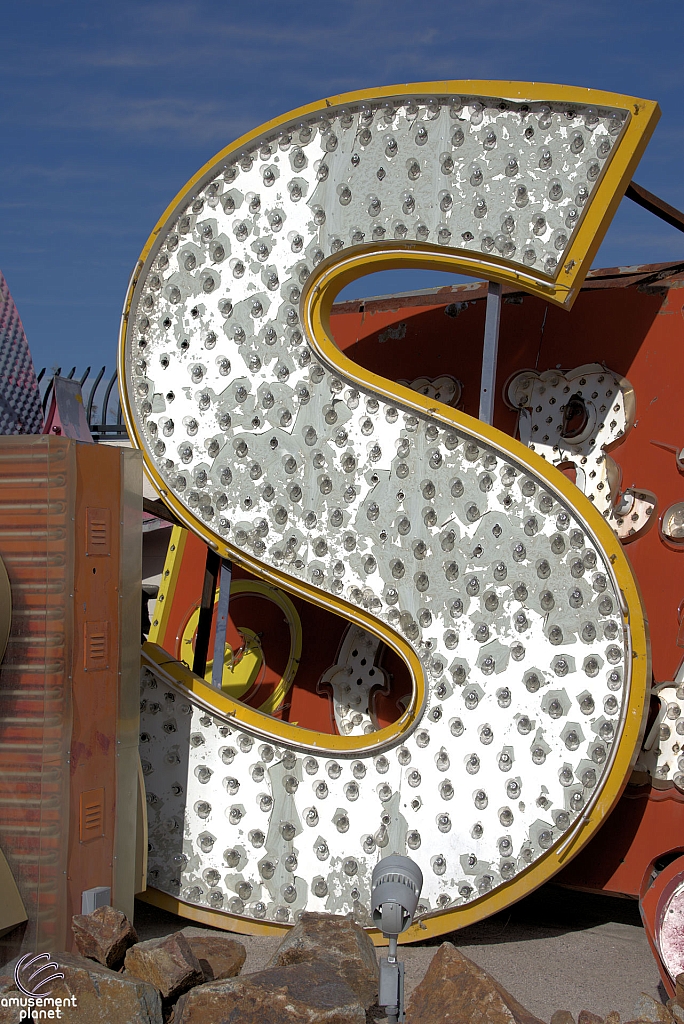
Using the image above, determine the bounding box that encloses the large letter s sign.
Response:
[122,83,656,939]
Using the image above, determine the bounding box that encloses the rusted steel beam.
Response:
[626,181,684,234]
[142,496,184,527]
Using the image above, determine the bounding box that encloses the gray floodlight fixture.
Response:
[371,855,423,1023]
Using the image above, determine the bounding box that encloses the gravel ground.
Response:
[133,884,666,1020]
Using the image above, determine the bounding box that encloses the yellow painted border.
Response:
[125,81,653,935]
[118,80,659,321]
[142,562,649,945]
[137,885,289,937]
[122,80,653,758]
[148,525,187,644]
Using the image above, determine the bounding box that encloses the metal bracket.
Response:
[211,560,233,691]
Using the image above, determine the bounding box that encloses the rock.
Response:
[677,976,684,1007]
[178,927,246,982]
[552,1014,576,1024]
[632,995,675,1024]
[71,904,139,969]
[606,1014,621,1024]
[173,958,364,1024]
[267,911,377,1009]
[125,932,204,1003]
[0,951,162,1024]
[405,943,545,1024]
[669,1002,684,1024]
[579,1014,605,1024]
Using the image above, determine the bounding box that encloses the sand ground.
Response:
[133,884,666,1020]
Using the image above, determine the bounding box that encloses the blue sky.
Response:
[1,0,683,374]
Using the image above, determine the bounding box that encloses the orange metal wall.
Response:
[66,443,139,938]
[0,438,142,957]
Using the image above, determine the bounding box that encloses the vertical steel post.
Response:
[478,281,503,426]
[211,559,233,691]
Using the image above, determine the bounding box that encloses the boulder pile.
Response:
[0,908,681,1023]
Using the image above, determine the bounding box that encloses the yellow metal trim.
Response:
[148,525,187,645]
[123,81,651,757]
[303,266,650,936]
[116,81,658,328]
[126,81,652,924]
[241,582,302,715]
[137,885,289,937]
[144,638,420,754]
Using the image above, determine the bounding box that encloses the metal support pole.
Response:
[478,281,502,426]
[193,547,221,679]
[379,934,405,1024]
[210,559,233,691]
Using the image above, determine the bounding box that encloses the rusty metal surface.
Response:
[639,852,684,997]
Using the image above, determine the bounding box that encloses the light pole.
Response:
[371,855,423,1023]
